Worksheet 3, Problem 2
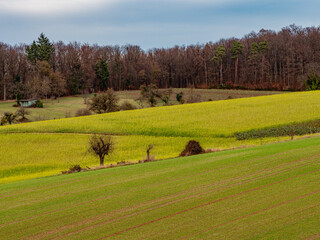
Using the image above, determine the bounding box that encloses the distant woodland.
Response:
[1,24,320,101]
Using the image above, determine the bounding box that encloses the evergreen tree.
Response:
[249,41,269,85]
[230,41,244,83]
[305,70,320,90]
[212,45,226,85]
[95,59,109,91]
[25,33,54,64]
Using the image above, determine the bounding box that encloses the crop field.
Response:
[0,91,319,183]
[0,133,297,183]
[1,91,319,137]
[0,88,281,122]
[1,137,320,239]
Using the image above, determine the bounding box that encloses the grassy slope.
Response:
[0,137,320,239]
[0,88,281,122]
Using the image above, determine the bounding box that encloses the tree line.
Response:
[1,24,320,101]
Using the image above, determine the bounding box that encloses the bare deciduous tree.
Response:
[88,134,114,166]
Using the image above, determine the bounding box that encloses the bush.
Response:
[88,89,119,114]
[61,164,82,174]
[15,108,30,120]
[176,92,184,104]
[1,112,16,125]
[180,140,205,157]
[69,164,82,172]
[75,108,92,117]
[31,100,43,108]
[120,101,137,111]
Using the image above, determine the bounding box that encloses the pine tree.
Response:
[25,33,54,64]
[95,59,109,91]
[230,41,244,83]
[211,45,226,85]
[249,41,269,86]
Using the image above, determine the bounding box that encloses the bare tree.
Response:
[88,134,114,166]
[146,144,154,162]
[88,89,119,114]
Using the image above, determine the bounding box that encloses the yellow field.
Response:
[1,91,319,137]
[0,91,319,183]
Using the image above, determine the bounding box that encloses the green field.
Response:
[0,91,319,183]
[1,137,320,239]
[0,88,281,122]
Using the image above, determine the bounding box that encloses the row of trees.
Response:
[1,24,320,101]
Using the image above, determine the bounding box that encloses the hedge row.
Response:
[234,119,320,140]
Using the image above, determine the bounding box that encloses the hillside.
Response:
[0,91,319,183]
[1,91,319,136]
[1,137,320,239]
[0,88,281,122]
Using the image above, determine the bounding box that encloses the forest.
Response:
[1,24,320,101]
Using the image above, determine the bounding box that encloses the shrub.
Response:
[88,89,119,114]
[305,70,320,90]
[140,84,159,107]
[61,164,83,174]
[31,100,43,108]
[120,101,137,111]
[75,108,92,117]
[176,92,184,104]
[15,108,30,120]
[69,164,82,172]
[234,119,320,140]
[180,140,205,157]
[1,112,16,125]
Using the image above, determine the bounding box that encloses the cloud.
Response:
[0,0,252,16]
[0,0,114,15]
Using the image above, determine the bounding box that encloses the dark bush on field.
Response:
[120,101,137,111]
[62,164,82,174]
[180,140,205,157]
[234,119,320,140]
[75,108,92,117]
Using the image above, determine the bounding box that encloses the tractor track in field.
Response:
[180,189,320,240]
[94,170,320,240]
[0,149,279,228]
[139,183,320,240]
[25,157,320,240]
[305,233,320,240]
[241,202,320,239]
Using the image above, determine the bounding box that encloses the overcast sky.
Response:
[0,0,320,49]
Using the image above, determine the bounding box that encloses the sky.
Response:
[0,0,320,49]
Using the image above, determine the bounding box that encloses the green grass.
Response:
[0,137,319,239]
[0,88,281,122]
